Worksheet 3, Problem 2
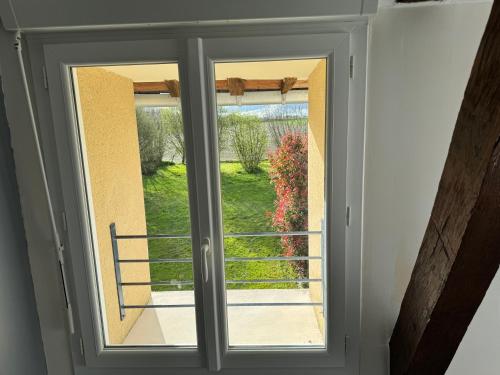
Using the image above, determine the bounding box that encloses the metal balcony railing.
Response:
[110,222,325,321]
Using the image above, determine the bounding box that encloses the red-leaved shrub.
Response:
[268,132,308,276]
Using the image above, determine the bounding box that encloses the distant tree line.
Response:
[136,105,307,175]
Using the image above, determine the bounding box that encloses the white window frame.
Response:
[197,33,349,369]
[29,23,366,375]
[43,39,211,369]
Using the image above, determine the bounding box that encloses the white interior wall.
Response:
[0,26,74,375]
[447,272,500,374]
[362,2,493,374]
[0,74,48,375]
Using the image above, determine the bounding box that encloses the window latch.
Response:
[201,238,211,283]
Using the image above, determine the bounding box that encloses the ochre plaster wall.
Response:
[307,60,326,334]
[75,67,151,344]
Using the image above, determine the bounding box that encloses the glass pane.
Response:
[72,63,196,347]
[213,59,327,348]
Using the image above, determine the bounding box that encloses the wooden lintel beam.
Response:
[133,79,308,94]
[133,81,167,93]
[280,77,297,94]
[227,77,246,96]
[218,78,307,92]
[390,3,500,375]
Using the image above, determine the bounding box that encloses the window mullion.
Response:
[182,37,224,372]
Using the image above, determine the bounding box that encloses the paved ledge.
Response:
[124,289,324,346]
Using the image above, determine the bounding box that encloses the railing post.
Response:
[110,223,126,321]
[320,218,326,320]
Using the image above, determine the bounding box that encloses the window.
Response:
[72,63,198,347]
[41,31,364,373]
[212,59,327,348]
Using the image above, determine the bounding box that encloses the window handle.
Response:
[201,238,211,283]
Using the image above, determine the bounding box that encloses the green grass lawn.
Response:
[142,161,299,291]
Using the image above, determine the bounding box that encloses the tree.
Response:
[161,107,186,164]
[136,108,168,175]
[158,106,233,165]
[263,104,307,147]
[229,113,268,173]
[217,107,232,152]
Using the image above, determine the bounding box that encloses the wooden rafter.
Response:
[164,80,180,97]
[390,2,500,374]
[227,77,246,96]
[280,77,297,94]
[133,79,308,94]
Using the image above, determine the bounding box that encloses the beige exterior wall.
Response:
[74,67,151,344]
[307,60,326,334]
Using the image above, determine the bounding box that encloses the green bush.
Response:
[136,108,168,175]
[268,133,308,276]
[229,113,268,173]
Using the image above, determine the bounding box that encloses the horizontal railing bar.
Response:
[115,234,191,240]
[224,256,321,262]
[121,281,194,286]
[119,256,321,264]
[228,344,325,349]
[113,230,322,240]
[226,278,321,284]
[118,258,192,264]
[224,231,322,238]
[122,302,323,309]
[123,304,195,309]
[121,278,320,286]
[228,302,323,307]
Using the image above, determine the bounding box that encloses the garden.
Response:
[136,105,309,291]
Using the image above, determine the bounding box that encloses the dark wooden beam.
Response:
[390,2,500,374]
[133,79,308,94]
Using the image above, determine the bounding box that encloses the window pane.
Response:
[72,64,196,347]
[213,59,327,347]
